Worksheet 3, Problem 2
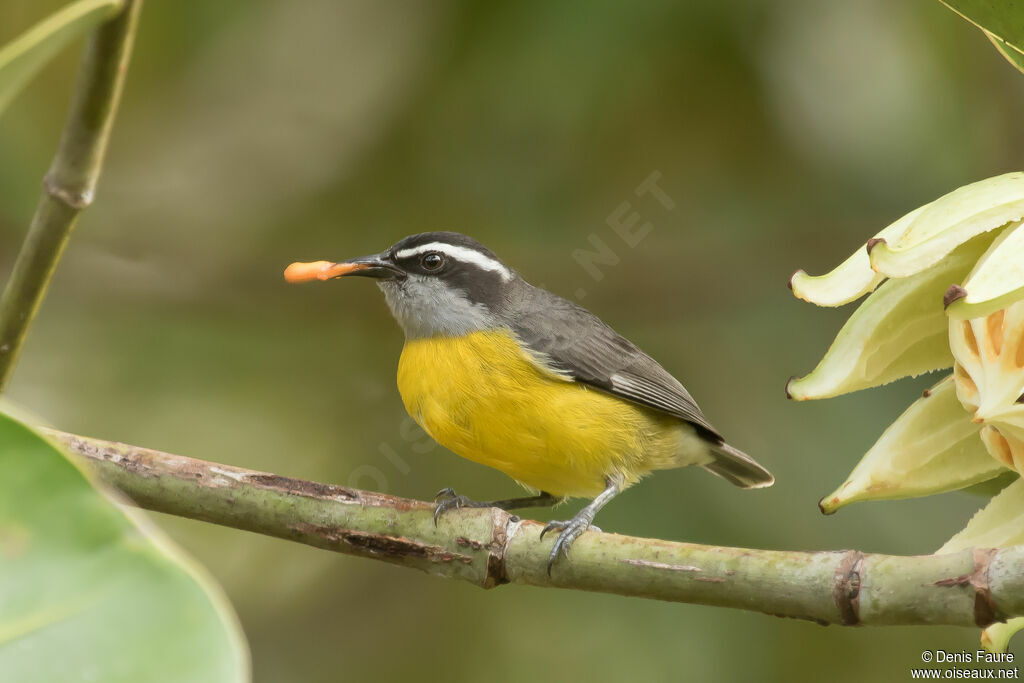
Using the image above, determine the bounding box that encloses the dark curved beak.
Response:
[284,253,404,282]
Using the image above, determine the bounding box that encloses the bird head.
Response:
[285,231,519,338]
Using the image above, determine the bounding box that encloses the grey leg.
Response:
[540,477,620,574]
[433,488,561,525]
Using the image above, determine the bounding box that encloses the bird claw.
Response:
[432,488,559,525]
[432,488,476,525]
[539,519,564,541]
[541,514,600,574]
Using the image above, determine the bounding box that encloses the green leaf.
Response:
[940,1,1024,75]
[986,31,1024,76]
[0,413,249,682]
[0,0,123,114]
[819,375,1004,513]
[787,230,999,400]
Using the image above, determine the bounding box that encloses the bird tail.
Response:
[702,442,774,489]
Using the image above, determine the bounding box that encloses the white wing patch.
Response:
[395,242,513,282]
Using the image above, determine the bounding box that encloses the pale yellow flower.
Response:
[791,173,1024,650]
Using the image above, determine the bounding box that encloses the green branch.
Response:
[0,0,141,390]
[45,428,1024,628]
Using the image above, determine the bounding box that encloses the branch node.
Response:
[483,508,518,589]
[42,173,94,210]
[971,547,1002,627]
[832,550,864,626]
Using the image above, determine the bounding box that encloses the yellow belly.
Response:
[396,329,709,498]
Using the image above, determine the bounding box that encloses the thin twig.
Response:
[45,428,1024,628]
[0,0,141,390]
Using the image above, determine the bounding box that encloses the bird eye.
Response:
[421,252,444,270]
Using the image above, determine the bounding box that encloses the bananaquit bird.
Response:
[285,232,773,569]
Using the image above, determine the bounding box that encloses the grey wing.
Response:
[506,286,723,441]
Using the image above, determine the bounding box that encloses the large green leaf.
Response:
[986,32,1024,76]
[0,413,249,682]
[0,0,123,114]
[940,1,1024,75]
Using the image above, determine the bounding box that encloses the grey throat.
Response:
[378,275,500,338]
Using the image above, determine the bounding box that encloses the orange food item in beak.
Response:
[284,261,366,282]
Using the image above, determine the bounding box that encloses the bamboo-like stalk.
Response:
[45,428,1024,628]
[0,0,141,390]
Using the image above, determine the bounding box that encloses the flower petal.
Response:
[950,299,1024,472]
[789,206,923,307]
[982,619,1024,655]
[940,476,1024,552]
[869,172,1024,278]
[947,220,1024,320]
[818,375,1003,514]
[788,232,997,400]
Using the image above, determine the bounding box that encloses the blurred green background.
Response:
[3,0,1024,680]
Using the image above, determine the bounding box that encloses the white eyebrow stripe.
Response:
[395,242,513,281]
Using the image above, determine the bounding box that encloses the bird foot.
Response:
[432,488,559,525]
[433,487,487,525]
[540,513,602,574]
